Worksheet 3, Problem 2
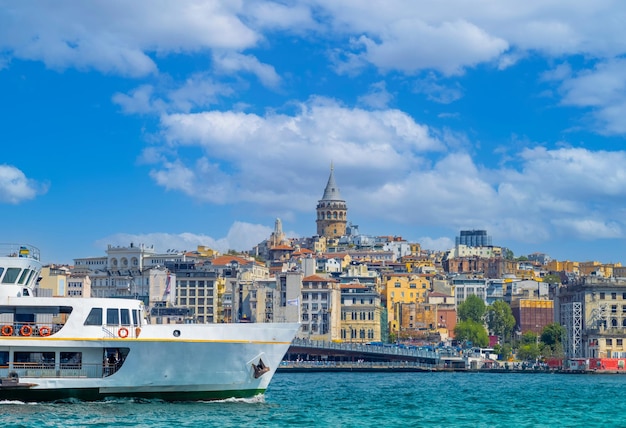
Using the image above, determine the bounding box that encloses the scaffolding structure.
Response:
[561,302,583,358]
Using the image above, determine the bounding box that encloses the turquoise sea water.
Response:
[0,372,622,427]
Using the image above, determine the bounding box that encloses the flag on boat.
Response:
[287,298,299,306]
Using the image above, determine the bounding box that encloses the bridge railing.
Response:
[291,338,442,360]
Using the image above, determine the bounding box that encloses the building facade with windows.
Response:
[556,277,626,359]
[340,282,381,343]
[300,275,341,341]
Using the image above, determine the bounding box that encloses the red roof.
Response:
[340,283,368,290]
[211,255,252,266]
[429,291,451,298]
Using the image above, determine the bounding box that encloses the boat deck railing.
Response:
[0,243,40,261]
[0,322,63,338]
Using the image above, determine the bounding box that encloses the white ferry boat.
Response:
[0,244,299,402]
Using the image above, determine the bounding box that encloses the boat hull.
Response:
[0,322,300,402]
[0,386,266,402]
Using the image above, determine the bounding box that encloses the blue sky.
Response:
[2,1,626,265]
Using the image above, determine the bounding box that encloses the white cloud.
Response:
[113,85,164,115]
[353,19,508,76]
[418,236,454,252]
[556,59,626,135]
[0,165,48,204]
[357,81,394,109]
[413,73,463,104]
[212,51,281,88]
[150,98,444,204]
[113,76,235,115]
[0,1,260,76]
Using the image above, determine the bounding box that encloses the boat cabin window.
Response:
[84,308,103,326]
[107,308,120,325]
[2,267,21,284]
[14,351,55,368]
[0,351,8,367]
[120,309,131,326]
[132,309,139,326]
[60,352,82,369]
[17,269,30,285]
[26,269,36,285]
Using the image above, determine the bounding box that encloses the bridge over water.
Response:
[284,338,464,369]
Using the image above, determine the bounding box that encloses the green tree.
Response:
[516,331,541,361]
[457,294,486,323]
[454,320,489,347]
[486,301,516,342]
[493,343,513,361]
[542,274,562,284]
[517,343,540,361]
[521,331,538,345]
[541,322,566,346]
[541,322,566,358]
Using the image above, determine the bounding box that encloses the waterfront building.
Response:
[382,274,431,338]
[340,282,382,343]
[511,299,554,334]
[556,276,626,359]
[300,274,341,341]
[164,261,218,324]
[316,164,347,239]
[248,271,302,325]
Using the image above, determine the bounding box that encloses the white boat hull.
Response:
[0,322,299,401]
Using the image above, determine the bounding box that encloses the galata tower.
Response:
[316,164,347,238]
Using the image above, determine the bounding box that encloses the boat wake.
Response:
[0,399,35,405]
[198,394,266,404]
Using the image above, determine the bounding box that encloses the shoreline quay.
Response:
[277,362,626,374]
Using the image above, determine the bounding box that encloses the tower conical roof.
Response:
[321,164,342,201]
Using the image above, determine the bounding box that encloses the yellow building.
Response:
[401,255,435,274]
[382,274,431,336]
[38,265,71,297]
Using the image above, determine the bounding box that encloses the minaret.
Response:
[316,163,347,238]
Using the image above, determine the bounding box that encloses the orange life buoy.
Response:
[1,325,13,336]
[39,326,51,336]
[118,327,129,338]
[20,325,33,336]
